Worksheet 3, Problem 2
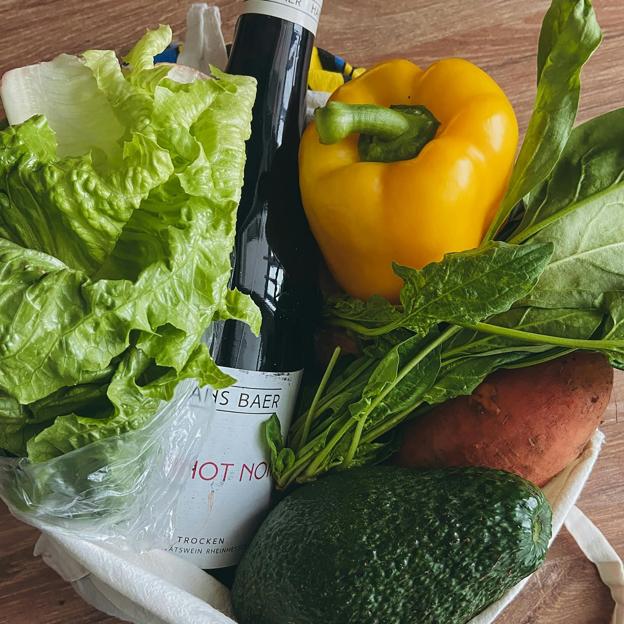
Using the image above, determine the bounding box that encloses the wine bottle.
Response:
[168,0,323,581]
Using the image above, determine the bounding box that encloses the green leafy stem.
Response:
[464,321,624,354]
[276,328,457,488]
[273,312,621,489]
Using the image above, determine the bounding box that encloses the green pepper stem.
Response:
[315,102,410,144]
[315,102,440,164]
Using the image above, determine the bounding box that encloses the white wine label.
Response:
[168,367,303,569]
[242,0,323,35]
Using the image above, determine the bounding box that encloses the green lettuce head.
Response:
[0,26,260,462]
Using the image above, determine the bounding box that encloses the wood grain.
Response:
[0,0,623,623]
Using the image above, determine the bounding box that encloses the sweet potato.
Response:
[395,352,613,486]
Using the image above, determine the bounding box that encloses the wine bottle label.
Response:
[168,366,303,569]
[242,0,323,35]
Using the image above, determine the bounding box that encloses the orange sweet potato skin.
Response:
[395,352,613,486]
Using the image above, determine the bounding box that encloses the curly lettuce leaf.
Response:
[0,32,180,274]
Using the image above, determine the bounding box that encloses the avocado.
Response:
[232,466,552,624]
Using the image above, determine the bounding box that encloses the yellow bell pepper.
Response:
[299,58,519,302]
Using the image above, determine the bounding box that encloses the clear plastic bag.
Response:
[0,380,208,551]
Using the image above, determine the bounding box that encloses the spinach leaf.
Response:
[394,242,553,334]
[329,294,401,326]
[357,333,441,423]
[329,243,553,337]
[348,347,401,417]
[486,0,602,240]
[424,354,522,406]
[513,108,624,242]
[264,414,285,472]
[522,185,624,309]
[509,109,624,309]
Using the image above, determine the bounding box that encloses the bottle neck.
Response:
[226,13,314,181]
[226,14,313,93]
[240,0,323,36]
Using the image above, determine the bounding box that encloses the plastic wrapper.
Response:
[0,380,208,551]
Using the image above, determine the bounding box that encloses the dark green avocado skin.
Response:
[232,466,552,624]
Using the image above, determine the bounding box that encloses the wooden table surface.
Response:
[0,0,623,622]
